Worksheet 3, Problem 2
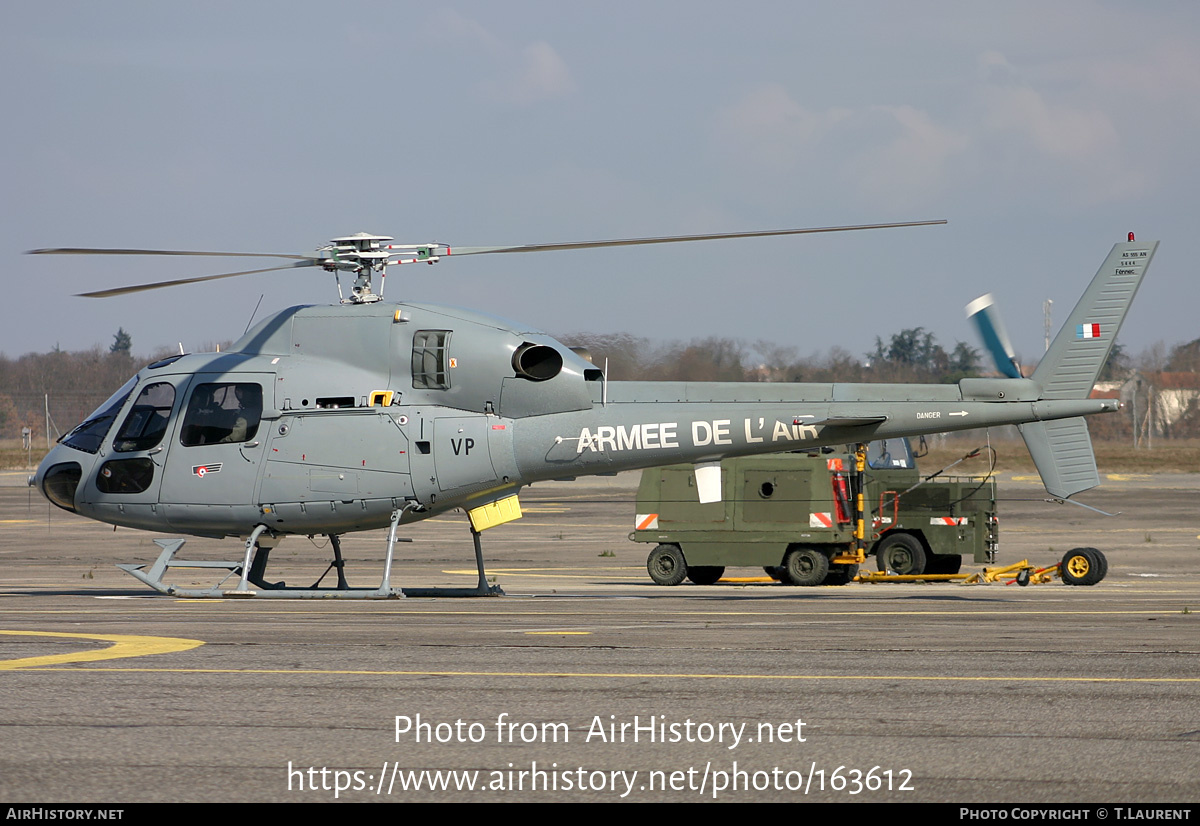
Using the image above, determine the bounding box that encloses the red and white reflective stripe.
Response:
[809,512,834,528]
[929,516,968,526]
[635,513,659,530]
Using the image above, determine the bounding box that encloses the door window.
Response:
[180,383,263,446]
[113,382,176,452]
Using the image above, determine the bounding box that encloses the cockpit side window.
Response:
[180,383,262,446]
[411,330,451,390]
[61,376,138,454]
[113,382,176,452]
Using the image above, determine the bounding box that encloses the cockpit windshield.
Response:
[61,376,138,454]
[866,437,915,470]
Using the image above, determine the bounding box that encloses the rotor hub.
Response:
[323,233,396,304]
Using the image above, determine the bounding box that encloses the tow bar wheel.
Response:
[1060,547,1107,586]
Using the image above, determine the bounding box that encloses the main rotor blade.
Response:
[76,260,321,298]
[29,247,315,260]
[966,293,1022,379]
[444,219,947,257]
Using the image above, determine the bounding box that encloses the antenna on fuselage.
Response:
[245,294,265,335]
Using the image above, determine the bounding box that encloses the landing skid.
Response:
[117,510,505,599]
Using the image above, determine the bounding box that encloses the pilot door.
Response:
[78,374,189,509]
[159,375,272,506]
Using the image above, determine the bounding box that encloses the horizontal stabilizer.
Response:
[1018,417,1100,499]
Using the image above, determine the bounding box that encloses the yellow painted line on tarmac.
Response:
[0,630,203,670]
[525,631,591,635]
[0,520,39,524]
[12,664,1199,684]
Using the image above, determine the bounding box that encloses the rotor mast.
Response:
[323,233,396,304]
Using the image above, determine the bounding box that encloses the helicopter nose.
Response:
[36,447,85,513]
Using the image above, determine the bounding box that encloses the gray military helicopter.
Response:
[28,223,1155,597]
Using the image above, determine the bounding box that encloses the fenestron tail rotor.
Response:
[28,219,948,304]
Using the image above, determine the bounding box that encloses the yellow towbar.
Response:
[857,559,1061,586]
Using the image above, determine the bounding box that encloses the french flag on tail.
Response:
[1076,323,1101,339]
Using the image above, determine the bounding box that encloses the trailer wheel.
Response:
[647,544,687,586]
[1060,547,1106,586]
[686,566,725,585]
[784,545,829,586]
[875,533,926,575]
[823,564,859,586]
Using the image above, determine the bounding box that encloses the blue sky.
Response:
[4,2,1198,366]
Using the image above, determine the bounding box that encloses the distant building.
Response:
[1095,372,1200,440]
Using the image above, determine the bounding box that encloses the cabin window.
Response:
[180,383,263,446]
[113,382,175,452]
[412,330,451,390]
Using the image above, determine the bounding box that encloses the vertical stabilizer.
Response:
[1033,240,1158,399]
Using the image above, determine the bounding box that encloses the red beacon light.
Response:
[1128,232,1136,241]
